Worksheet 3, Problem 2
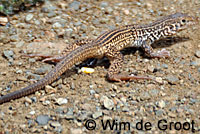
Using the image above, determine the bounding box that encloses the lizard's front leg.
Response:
[105,49,152,82]
[23,39,94,62]
[142,40,170,58]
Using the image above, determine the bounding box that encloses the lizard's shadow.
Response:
[122,36,190,56]
[151,36,190,48]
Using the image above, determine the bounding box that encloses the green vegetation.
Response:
[0,0,44,15]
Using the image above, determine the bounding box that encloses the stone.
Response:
[69,1,81,11]
[36,115,51,125]
[56,98,68,105]
[166,75,179,84]
[3,50,14,59]
[156,100,166,108]
[92,111,103,119]
[25,14,34,22]
[102,96,114,110]
[195,50,200,58]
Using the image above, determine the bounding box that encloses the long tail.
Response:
[0,44,96,104]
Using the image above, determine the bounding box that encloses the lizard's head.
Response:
[167,13,198,32]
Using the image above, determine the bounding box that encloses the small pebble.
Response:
[156,100,166,108]
[120,97,127,103]
[100,2,108,8]
[115,16,122,23]
[36,115,51,125]
[136,2,142,6]
[155,109,164,116]
[105,7,113,14]
[65,111,75,120]
[3,50,14,59]
[19,124,26,131]
[155,77,163,83]
[166,75,179,84]
[122,106,130,112]
[34,20,40,25]
[74,21,82,26]
[45,85,57,94]
[89,90,95,95]
[26,72,41,81]
[70,128,83,134]
[140,92,151,100]
[16,69,23,74]
[35,65,52,75]
[102,96,114,110]
[162,64,168,69]
[25,97,32,104]
[52,22,62,29]
[130,101,138,105]
[50,121,62,128]
[190,59,200,66]
[92,111,103,119]
[195,50,200,58]
[16,41,25,48]
[69,1,81,10]
[56,98,68,105]
[168,112,176,118]
[147,65,154,72]
[29,111,36,115]
[10,35,19,42]
[47,11,56,17]
[111,84,118,90]
[149,89,159,96]
[123,9,130,15]
[25,14,34,22]
[65,28,73,37]
[17,76,27,81]
[77,113,90,121]
[92,19,100,25]
[42,100,51,106]
[70,82,75,90]
[29,58,36,63]
[31,97,37,103]
[28,120,35,128]
[0,17,8,25]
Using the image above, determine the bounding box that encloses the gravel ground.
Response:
[0,0,199,133]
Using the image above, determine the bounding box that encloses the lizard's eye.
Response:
[169,25,174,30]
[181,19,186,23]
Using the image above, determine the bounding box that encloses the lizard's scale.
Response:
[0,13,198,104]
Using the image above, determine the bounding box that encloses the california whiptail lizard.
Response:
[0,13,198,104]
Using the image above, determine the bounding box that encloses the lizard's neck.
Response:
[133,21,177,45]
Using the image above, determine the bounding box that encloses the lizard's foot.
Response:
[42,56,64,62]
[108,73,154,82]
[22,54,64,63]
[155,49,170,58]
[148,48,170,58]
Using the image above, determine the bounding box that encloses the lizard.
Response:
[0,12,198,104]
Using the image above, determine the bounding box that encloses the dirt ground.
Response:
[0,0,199,133]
